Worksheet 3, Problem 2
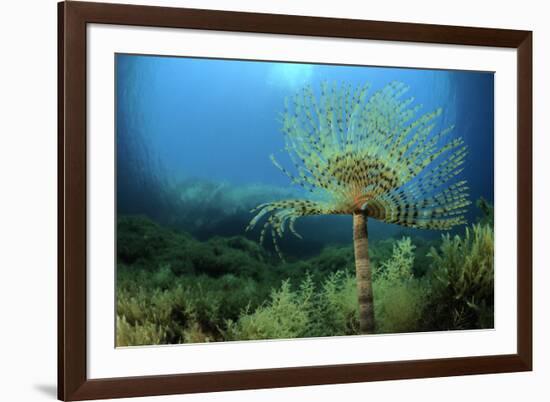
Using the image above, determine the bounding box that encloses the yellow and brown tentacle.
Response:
[246,199,340,260]
[248,81,470,257]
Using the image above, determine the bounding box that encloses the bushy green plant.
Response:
[425,224,494,330]
[314,271,359,336]
[116,263,276,345]
[410,236,439,277]
[377,237,416,281]
[225,236,431,339]
[373,238,429,333]
[224,271,359,340]
[476,197,494,227]
[224,279,311,340]
[369,236,437,279]
[116,283,189,343]
[115,216,494,345]
[374,280,429,334]
[116,315,168,347]
[369,238,396,278]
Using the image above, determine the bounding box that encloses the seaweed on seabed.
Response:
[225,237,431,340]
[117,215,274,279]
[476,197,494,227]
[118,217,496,345]
[424,224,494,331]
[373,238,430,334]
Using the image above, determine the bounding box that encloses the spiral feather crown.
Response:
[247,81,470,256]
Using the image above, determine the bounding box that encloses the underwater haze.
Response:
[115,54,495,346]
[116,54,493,249]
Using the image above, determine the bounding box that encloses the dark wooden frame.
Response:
[58,1,532,400]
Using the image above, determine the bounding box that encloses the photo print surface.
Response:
[115,54,494,347]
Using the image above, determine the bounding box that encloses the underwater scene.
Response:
[115,54,494,346]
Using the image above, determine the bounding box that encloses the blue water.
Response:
[116,54,494,249]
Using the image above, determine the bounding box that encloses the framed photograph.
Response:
[58,1,532,400]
